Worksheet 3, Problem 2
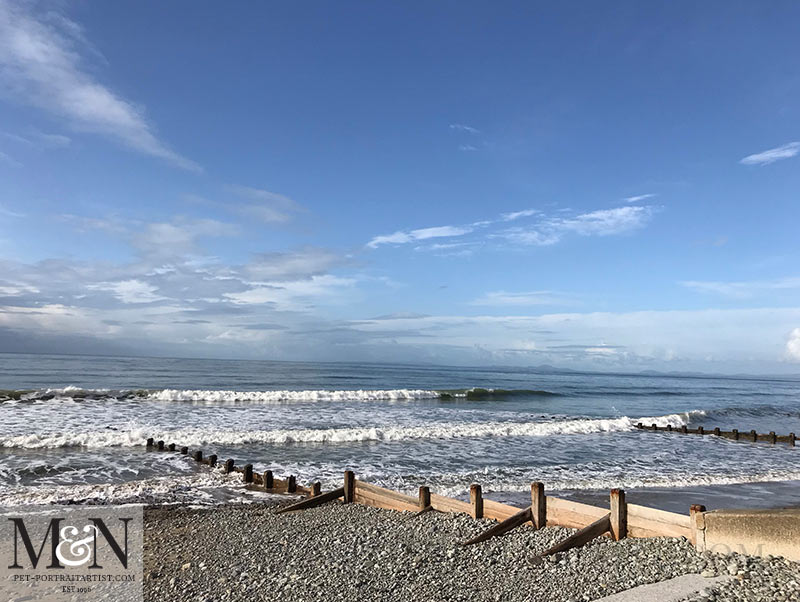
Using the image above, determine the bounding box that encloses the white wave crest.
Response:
[0,411,701,449]
[148,388,442,404]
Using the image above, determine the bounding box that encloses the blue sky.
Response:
[1,0,799,373]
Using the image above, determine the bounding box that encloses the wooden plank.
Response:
[275,487,345,514]
[462,507,532,546]
[353,481,419,512]
[628,504,691,528]
[483,499,524,522]
[546,496,608,529]
[610,489,626,541]
[535,514,611,558]
[430,493,472,515]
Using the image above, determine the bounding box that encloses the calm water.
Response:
[1,353,799,510]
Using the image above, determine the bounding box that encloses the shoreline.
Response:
[143,500,800,602]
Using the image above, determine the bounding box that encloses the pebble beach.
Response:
[143,500,800,602]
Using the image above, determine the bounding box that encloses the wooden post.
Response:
[168,443,176,451]
[732,429,739,440]
[311,482,321,497]
[610,489,627,541]
[667,424,672,432]
[691,504,706,550]
[244,464,253,483]
[697,426,704,435]
[750,429,757,442]
[713,427,721,436]
[681,425,688,434]
[651,423,657,431]
[157,440,165,450]
[531,482,546,529]
[288,475,297,493]
[264,470,273,489]
[224,459,234,474]
[419,486,431,510]
[636,422,643,429]
[343,471,355,503]
[790,433,796,447]
[193,450,202,462]
[470,484,483,519]
[146,438,154,448]
[770,431,777,444]
[180,446,188,455]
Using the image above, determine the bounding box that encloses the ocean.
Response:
[1,353,799,512]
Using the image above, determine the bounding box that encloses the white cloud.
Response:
[91,279,165,304]
[458,144,477,151]
[230,186,304,223]
[368,224,473,248]
[624,193,656,203]
[3,129,71,149]
[449,123,480,134]
[502,206,655,246]
[471,291,562,306]
[501,209,538,221]
[787,328,800,362]
[246,247,347,281]
[0,149,22,167]
[740,142,800,166]
[0,203,25,218]
[0,1,198,171]
[681,276,800,298]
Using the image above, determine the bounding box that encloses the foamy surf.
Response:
[0,411,702,449]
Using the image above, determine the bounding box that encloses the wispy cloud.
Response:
[470,290,563,306]
[0,203,25,218]
[0,150,22,168]
[624,193,656,203]
[681,276,800,298]
[367,225,473,248]
[502,206,656,246]
[501,209,537,222]
[740,142,799,166]
[449,123,480,134]
[458,144,478,152]
[230,186,305,223]
[0,1,199,171]
[3,130,71,149]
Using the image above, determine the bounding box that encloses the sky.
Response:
[0,0,799,374]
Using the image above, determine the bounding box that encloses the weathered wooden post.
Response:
[636,423,643,429]
[732,429,739,440]
[681,425,688,434]
[770,431,777,444]
[264,470,274,489]
[791,433,796,447]
[343,471,355,503]
[146,438,154,448]
[244,464,253,483]
[168,443,176,451]
[610,489,627,541]
[207,454,217,467]
[697,426,704,435]
[157,440,165,450]
[193,450,203,462]
[531,482,546,529]
[651,423,657,431]
[750,429,757,442]
[224,459,234,474]
[690,504,706,550]
[288,475,297,493]
[470,484,483,519]
[180,446,188,455]
[419,486,431,510]
[713,427,721,436]
[667,424,672,432]
[311,482,321,497]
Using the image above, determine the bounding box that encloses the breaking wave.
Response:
[0,411,703,449]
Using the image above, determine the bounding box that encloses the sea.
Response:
[1,353,799,513]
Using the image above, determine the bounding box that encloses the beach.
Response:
[143,500,800,602]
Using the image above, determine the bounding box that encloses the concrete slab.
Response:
[594,574,731,602]
[700,507,800,561]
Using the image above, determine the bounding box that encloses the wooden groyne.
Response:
[144,436,698,555]
[635,423,797,446]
